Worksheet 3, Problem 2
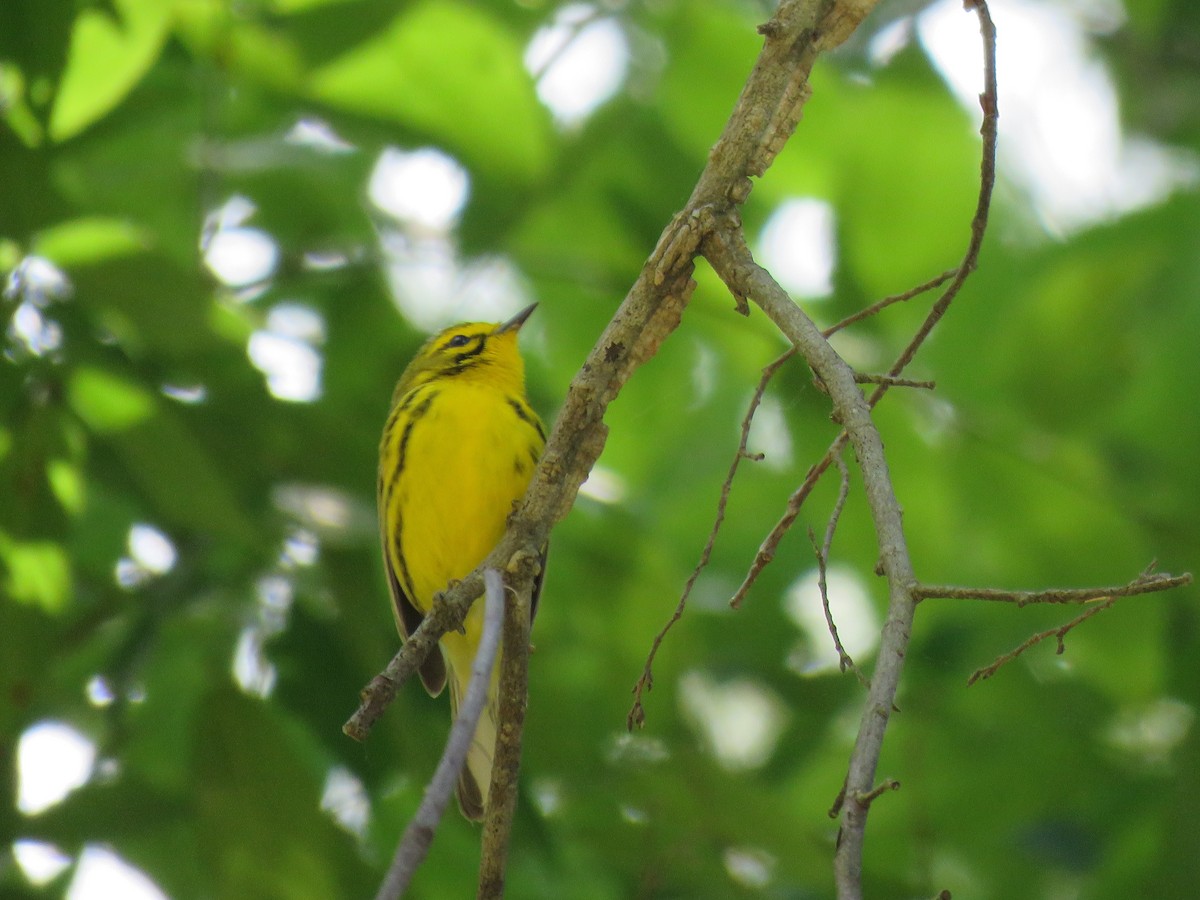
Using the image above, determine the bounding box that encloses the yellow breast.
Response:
[386,380,540,617]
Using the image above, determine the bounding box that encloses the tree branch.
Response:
[373,570,506,900]
[703,215,918,900]
[913,568,1192,685]
[915,571,1190,605]
[478,570,533,898]
[728,0,998,612]
[967,598,1116,686]
[822,268,958,338]
[866,0,998,396]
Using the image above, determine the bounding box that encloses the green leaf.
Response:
[49,0,172,140]
[46,458,86,516]
[0,533,71,612]
[68,367,156,434]
[32,216,149,266]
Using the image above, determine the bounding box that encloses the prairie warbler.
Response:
[378,304,545,820]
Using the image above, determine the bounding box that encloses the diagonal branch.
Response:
[822,268,958,338]
[967,598,1116,686]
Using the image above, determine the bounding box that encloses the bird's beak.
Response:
[496,303,537,334]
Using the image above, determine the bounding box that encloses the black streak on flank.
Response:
[396,390,436,477]
[508,398,546,442]
[380,387,436,551]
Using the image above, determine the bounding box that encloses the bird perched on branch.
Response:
[378,304,546,820]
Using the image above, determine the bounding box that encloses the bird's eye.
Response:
[446,334,471,349]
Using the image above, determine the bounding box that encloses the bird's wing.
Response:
[383,542,447,696]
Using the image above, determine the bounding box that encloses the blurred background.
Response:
[2,0,1198,897]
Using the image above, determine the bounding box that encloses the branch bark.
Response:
[478,571,533,898]
[915,571,1190,605]
[702,223,917,898]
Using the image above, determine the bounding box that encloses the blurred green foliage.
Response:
[2,0,1198,898]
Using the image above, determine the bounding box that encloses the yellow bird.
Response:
[377,304,546,820]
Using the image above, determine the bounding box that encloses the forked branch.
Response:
[919,569,1193,685]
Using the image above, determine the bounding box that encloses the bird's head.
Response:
[393,303,536,400]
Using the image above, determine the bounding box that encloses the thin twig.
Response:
[823,268,958,339]
[852,374,935,390]
[628,346,797,729]
[854,778,900,806]
[344,593,459,742]
[967,598,1115,686]
[478,570,533,898]
[866,0,998,404]
[527,7,605,81]
[373,570,506,900]
[730,434,846,609]
[915,571,1191,606]
[810,452,869,687]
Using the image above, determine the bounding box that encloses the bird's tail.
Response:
[448,668,498,822]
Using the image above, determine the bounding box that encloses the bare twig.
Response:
[854,778,900,806]
[867,0,998,403]
[344,591,464,743]
[373,570,506,900]
[915,571,1191,606]
[710,5,999,896]
[822,268,957,339]
[811,453,869,687]
[628,346,797,729]
[730,433,847,609]
[830,6,999,893]
[967,598,1115,686]
[526,7,605,81]
[478,568,533,898]
[852,374,935,390]
[927,568,1194,684]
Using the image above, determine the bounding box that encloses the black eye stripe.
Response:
[443,333,487,367]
